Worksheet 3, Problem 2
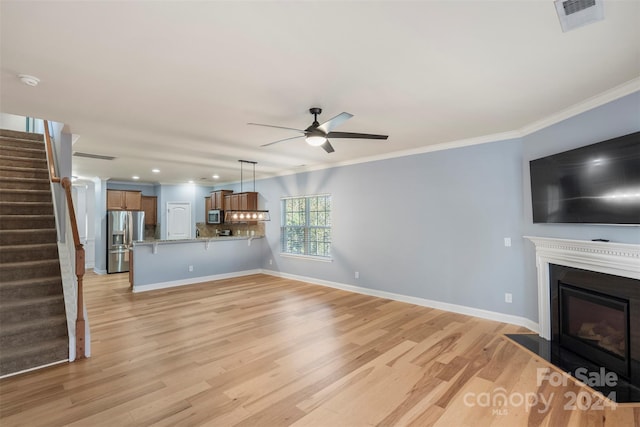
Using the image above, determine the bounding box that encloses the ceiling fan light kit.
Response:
[250,107,388,153]
[305,135,327,146]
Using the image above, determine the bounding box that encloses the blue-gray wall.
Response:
[106,181,158,197]
[257,92,640,324]
[133,238,264,288]
[259,138,528,318]
[93,178,107,273]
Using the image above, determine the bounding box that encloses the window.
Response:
[281,194,331,258]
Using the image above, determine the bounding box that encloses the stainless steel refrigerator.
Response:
[107,210,145,273]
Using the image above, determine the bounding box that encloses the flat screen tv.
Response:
[530,131,640,225]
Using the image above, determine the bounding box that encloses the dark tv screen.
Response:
[530,131,640,225]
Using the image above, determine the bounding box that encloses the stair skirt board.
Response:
[0,359,69,380]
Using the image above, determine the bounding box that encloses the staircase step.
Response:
[0,229,57,245]
[0,177,49,191]
[0,336,68,377]
[0,155,48,169]
[0,133,69,378]
[0,259,61,282]
[0,145,46,160]
[0,215,56,230]
[0,315,68,348]
[0,137,45,152]
[0,188,52,203]
[0,243,59,263]
[0,201,54,215]
[0,130,44,142]
[0,165,49,179]
[0,294,66,324]
[0,276,63,300]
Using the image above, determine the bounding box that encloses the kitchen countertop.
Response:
[134,235,263,246]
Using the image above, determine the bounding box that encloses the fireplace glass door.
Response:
[559,283,630,377]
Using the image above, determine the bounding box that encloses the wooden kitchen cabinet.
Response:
[224,192,257,212]
[107,190,142,210]
[124,191,142,210]
[225,194,239,211]
[106,190,123,210]
[204,195,213,221]
[211,190,233,210]
[240,192,258,210]
[141,196,157,225]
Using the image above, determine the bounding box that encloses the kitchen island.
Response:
[131,236,264,292]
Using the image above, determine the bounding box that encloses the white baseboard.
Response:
[261,269,539,333]
[93,268,107,275]
[132,269,263,293]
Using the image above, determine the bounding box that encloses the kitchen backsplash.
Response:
[144,224,160,240]
[196,222,265,238]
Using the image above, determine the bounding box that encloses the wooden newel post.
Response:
[61,177,87,360]
[75,247,86,359]
[46,124,88,362]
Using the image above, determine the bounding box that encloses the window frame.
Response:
[280,194,332,261]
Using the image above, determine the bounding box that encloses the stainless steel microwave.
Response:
[207,209,223,224]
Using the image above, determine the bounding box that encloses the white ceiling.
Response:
[1,1,639,185]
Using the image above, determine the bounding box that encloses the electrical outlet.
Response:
[505,293,512,303]
[355,271,359,279]
[504,237,512,247]
[269,259,273,265]
[188,265,193,272]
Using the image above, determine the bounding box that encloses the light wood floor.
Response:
[1,272,638,426]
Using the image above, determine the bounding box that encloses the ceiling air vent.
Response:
[73,152,116,161]
[555,0,604,32]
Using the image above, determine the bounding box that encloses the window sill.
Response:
[279,253,333,263]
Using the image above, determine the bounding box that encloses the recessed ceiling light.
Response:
[212,174,220,179]
[132,176,140,180]
[152,169,160,173]
[18,74,40,87]
[188,180,194,184]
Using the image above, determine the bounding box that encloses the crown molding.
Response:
[273,79,640,180]
[519,77,640,136]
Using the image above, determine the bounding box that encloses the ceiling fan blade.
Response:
[248,123,305,133]
[327,131,388,140]
[321,140,335,153]
[317,112,353,133]
[260,135,304,147]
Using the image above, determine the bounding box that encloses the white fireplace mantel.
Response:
[524,236,640,340]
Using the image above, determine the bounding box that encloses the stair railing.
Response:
[44,122,60,184]
[43,121,86,359]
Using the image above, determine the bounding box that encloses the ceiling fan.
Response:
[248,107,388,153]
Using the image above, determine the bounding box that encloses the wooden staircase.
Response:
[0,129,69,377]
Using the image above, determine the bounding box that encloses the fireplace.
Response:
[512,237,640,402]
[551,264,635,381]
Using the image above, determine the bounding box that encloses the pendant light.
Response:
[224,160,271,223]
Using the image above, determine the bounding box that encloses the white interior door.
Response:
[167,202,192,240]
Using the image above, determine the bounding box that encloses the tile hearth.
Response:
[506,333,640,403]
